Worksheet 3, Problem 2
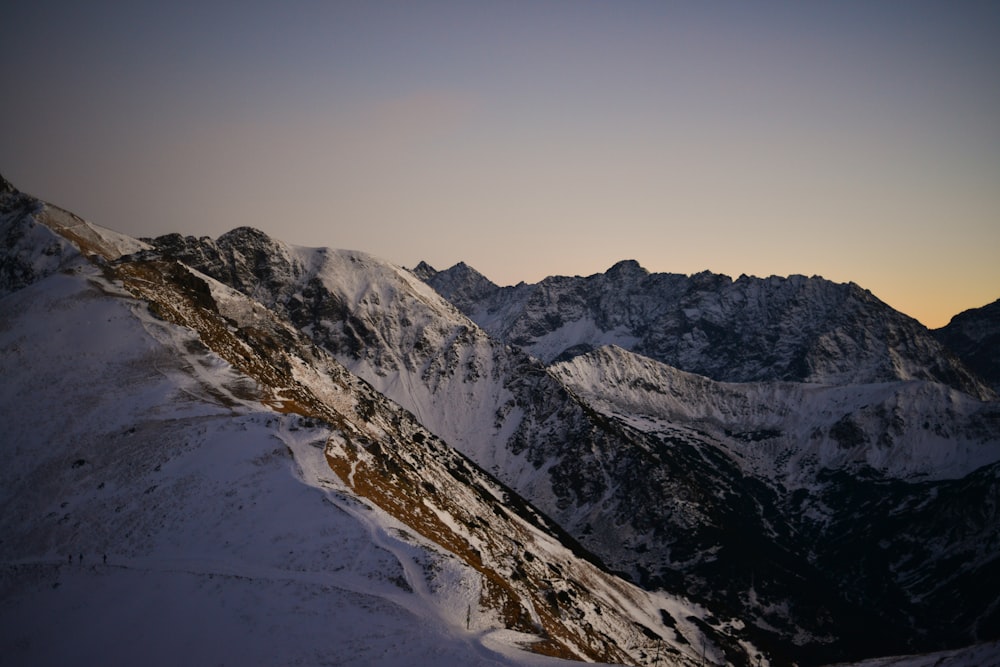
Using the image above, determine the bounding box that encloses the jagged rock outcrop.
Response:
[0,170,986,666]
[3,181,755,667]
[419,260,993,399]
[139,227,1000,664]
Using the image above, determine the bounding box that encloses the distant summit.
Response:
[411,260,499,312]
[410,260,438,281]
[419,259,993,398]
[604,258,648,280]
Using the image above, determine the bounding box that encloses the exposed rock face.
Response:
[1,185,76,296]
[4,189,758,667]
[136,228,1000,664]
[420,260,993,399]
[0,173,16,195]
[936,298,1000,394]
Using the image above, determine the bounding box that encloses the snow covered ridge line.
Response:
[5,174,999,665]
[104,252,761,663]
[323,386,759,666]
[416,258,995,400]
[549,344,1000,484]
[0,268,544,665]
[2,193,762,662]
[132,218,1000,663]
[0,177,148,296]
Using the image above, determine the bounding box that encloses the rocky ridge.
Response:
[4,173,999,665]
[418,260,992,400]
[2,179,757,666]
[140,228,1000,664]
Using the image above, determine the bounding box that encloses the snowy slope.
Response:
[147,230,574,512]
[6,172,998,667]
[2,183,764,666]
[550,345,1000,485]
[145,224,1000,665]
[0,255,534,666]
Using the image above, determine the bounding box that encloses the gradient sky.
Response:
[3,1,998,327]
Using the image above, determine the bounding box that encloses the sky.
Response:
[2,1,998,328]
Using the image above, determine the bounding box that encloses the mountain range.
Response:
[2,172,998,667]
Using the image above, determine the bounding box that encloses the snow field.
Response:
[0,268,578,666]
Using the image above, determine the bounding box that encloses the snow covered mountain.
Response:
[417,260,992,399]
[409,260,1000,663]
[549,345,1000,661]
[1,175,762,666]
[3,172,999,667]
[135,223,1000,663]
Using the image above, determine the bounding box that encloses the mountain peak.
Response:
[0,173,16,196]
[6,179,1000,665]
[447,260,488,278]
[0,174,37,214]
[216,226,276,247]
[605,259,647,279]
[411,260,437,280]
[418,260,500,309]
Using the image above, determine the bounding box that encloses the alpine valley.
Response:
[2,173,998,667]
